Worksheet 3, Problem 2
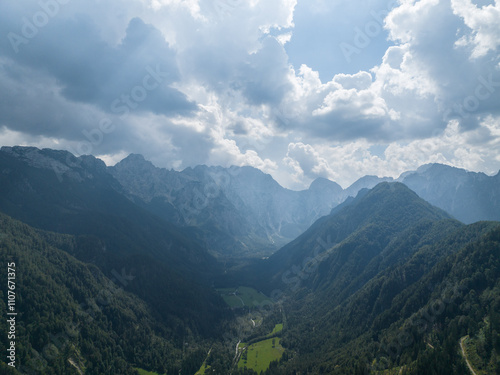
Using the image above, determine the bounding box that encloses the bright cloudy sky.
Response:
[1,0,500,189]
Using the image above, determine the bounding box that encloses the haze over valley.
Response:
[1,0,500,373]
[0,146,500,374]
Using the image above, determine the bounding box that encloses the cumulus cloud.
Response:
[384,0,500,131]
[452,0,500,58]
[273,0,500,144]
[284,142,335,183]
[279,116,500,189]
[0,0,499,190]
[1,12,196,116]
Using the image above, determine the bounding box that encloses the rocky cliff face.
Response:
[109,156,345,256]
[398,164,500,223]
[4,146,499,256]
[200,166,345,242]
[1,146,109,183]
[109,155,500,255]
[341,163,500,224]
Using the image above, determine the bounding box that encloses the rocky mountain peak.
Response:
[113,153,156,172]
[0,146,106,181]
[308,177,342,193]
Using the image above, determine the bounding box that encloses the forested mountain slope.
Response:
[0,213,215,374]
[0,146,228,339]
[232,183,500,374]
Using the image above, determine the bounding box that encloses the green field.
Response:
[268,323,283,336]
[218,287,245,308]
[217,286,273,308]
[135,368,163,375]
[195,363,212,374]
[238,337,285,372]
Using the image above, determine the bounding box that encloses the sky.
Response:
[0,0,499,189]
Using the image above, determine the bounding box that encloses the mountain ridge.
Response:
[110,153,346,256]
[3,146,500,257]
[2,146,500,374]
[0,211,214,374]
[240,182,454,294]
[0,146,229,340]
[231,180,500,374]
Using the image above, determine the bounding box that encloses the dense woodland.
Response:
[1,149,500,374]
[0,213,226,374]
[221,184,500,374]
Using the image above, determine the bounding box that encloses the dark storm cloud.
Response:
[0,0,499,189]
[0,59,102,140]
[0,8,196,122]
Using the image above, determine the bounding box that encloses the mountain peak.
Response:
[344,174,394,198]
[1,145,73,164]
[355,181,402,200]
[370,181,416,196]
[309,177,342,193]
[338,181,451,227]
[1,145,38,154]
[416,163,464,174]
[113,153,156,171]
[118,153,148,164]
[125,153,146,161]
[261,180,454,296]
[0,146,107,179]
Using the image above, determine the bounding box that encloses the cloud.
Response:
[0,59,107,140]
[384,116,500,174]
[0,0,499,190]
[285,0,397,78]
[384,0,500,132]
[1,10,196,116]
[284,142,335,183]
[238,37,293,106]
[385,0,441,44]
[333,71,373,90]
[279,116,500,189]
[147,0,202,18]
[452,0,500,58]
[273,0,500,143]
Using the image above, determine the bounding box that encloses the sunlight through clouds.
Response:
[0,0,499,189]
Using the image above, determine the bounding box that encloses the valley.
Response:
[1,147,500,374]
[217,287,272,310]
[2,0,500,372]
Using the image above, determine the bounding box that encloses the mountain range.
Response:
[1,145,500,374]
[109,153,345,257]
[219,182,500,374]
[110,152,500,256]
[2,146,499,258]
[253,183,500,374]
[0,146,228,338]
[374,163,500,225]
